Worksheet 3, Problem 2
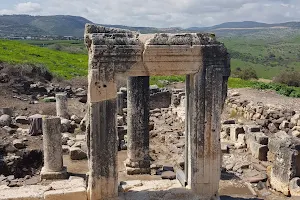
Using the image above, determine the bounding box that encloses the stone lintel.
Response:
[85,24,229,81]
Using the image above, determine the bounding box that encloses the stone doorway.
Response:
[84,24,230,200]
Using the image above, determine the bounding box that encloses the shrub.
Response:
[273,71,300,87]
[253,81,300,98]
[232,67,258,80]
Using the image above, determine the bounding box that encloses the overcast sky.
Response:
[0,0,300,28]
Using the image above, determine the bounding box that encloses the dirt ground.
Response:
[229,88,300,112]
[1,74,298,199]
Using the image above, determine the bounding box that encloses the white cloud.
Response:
[0,9,13,15]
[1,0,300,27]
[15,2,41,13]
[0,1,41,15]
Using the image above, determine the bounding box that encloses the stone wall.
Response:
[118,86,172,110]
[150,91,172,110]
[170,89,300,197]
[226,92,300,135]
[224,93,300,197]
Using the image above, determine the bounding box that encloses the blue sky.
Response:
[0,0,300,27]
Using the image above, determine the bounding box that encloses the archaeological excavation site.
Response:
[1,24,300,200]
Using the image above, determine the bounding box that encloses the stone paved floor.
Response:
[118,180,261,200]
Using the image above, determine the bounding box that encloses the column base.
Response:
[40,166,68,180]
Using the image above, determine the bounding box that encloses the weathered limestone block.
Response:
[0,185,50,200]
[279,120,290,130]
[245,125,261,133]
[268,131,291,162]
[253,113,261,120]
[254,132,268,145]
[150,91,172,110]
[125,76,150,174]
[45,177,87,200]
[270,141,300,196]
[235,134,246,149]
[291,114,300,125]
[230,125,245,142]
[44,187,87,200]
[41,116,67,180]
[290,177,300,197]
[56,93,69,119]
[15,116,29,124]
[249,142,268,161]
[70,147,87,160]
[0,114,11,127]
[268,123,278,133]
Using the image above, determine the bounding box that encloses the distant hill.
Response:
[186,21,300,31]
[212,21,268,29]
[0,15,92,37]
[1,14,300,38]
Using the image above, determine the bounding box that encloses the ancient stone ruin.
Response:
[0,24,232,200]
[84,24,230,200]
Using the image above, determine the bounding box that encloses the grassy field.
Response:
[19,35,300,80]
[220,35,300,79]
[0,40,88,79]
[1,38,299,97]
[21,40,87,54]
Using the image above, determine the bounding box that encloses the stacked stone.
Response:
[226,93,300,135]
[220,118,300,197]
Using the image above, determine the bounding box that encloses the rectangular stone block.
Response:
[245,132,256,147]
[268,131,291,162]
[270,146,299,196]
[255,132,268,145]
[0,185,49,200]
[249,142,268,161]
[245,125,261,133]
[44,187,87,200]
[230,125,245,142]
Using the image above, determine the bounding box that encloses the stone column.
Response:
[56,93,69,119]
[187,45,230,199]
[87,68,118,200]
[185,75,190,182]
[125,76,150,174]
[41,116,67,179]
[117,92,124,115]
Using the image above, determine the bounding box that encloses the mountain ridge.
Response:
[1,14,300,37]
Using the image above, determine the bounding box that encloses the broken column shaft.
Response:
[41,116,67,179]
[125,76,150,174]
[56,93,69,119]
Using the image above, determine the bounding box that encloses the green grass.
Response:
[0,40,88,79]
[1,38,299,98]
[228,78,256,88]
[220,35,300,79]
[150,75,185,87]
[150,76,300,98]
[20,40,87,54]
